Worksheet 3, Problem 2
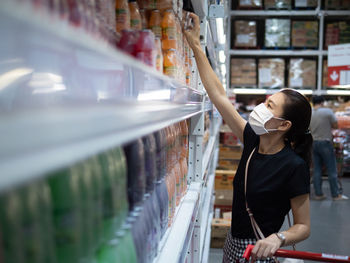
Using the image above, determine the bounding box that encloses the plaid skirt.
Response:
[222,230,276,263]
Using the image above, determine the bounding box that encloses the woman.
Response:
[184,14,312,262]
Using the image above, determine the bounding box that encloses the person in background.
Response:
[310,95,348,201]
[184,13,311,263]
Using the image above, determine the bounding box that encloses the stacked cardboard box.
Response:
[234,20,257,48]
[289,59,317,88]
[258,58,285,88]
[325,0,350,9]
[238,0,262,8]
[265,19,291,48]
[325,21,350,49]
[323,60,329,88]
[292,21,318,48]
[294,0,317,7]
[230,58,257,87]
[211,218,231,248]
[264,0,291,9]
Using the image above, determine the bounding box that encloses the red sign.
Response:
[328,65,350,86]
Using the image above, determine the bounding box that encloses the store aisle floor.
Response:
[209,177,350,263]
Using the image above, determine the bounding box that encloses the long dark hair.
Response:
[280,89,313,167]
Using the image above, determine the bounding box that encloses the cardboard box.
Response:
[258,58,285,88]
[215,170,236,190]
[219,145,243,160]
[217,159,240,171]
[215,189,233,206]
[210,218,231,248]
[289,59,317,88]
[292,21,318,48]
[231,58,257,86]
[264,0,291,9]
[220,132,239,146]
[238,0,262,7]
[265,19,291,48]
[234,20,257,48]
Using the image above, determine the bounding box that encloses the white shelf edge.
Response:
[155,182,201,263]
[229,50,321,56]
[231,88,350,96]
[201,212,214,263]
[230,10,318,16]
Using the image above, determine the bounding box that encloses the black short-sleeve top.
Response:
[231,123,310,239]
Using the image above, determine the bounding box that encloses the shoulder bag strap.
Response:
[244,147,265,240]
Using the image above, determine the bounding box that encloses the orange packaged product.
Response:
[139,9,148,29]
[116,0,130,33]
[180,157,188,196]
[157,0,172,10]
[163,49,177,78]
[149,10,162,39]
[155,38,163,73]
[166,170,176,226]
[174,161,182,206]
[129,0,142,30]
[161,9,177,50]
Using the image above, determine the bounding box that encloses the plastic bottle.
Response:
[165,170,176,226]
[115,0,130,33]
[118,29,139,56]
[48,167,82,263]
[124,139,146,211]
[116,226,138,263]
[0,190,25,263]
[142,134,157,193]
[129,0,142,30]
[128,209,147,263]
[180,120,189,160]
[157,0,172,10]
[180,157,188,196]
[163,49,177,78]
[149,10,162,39]
[155,37,164,73]
[135,29,156,67]
[95,237,123,263]
[161,9,177,50]
[139,9,148,29]
[155,178,169,237]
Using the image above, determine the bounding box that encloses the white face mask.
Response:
[248,103,285,135]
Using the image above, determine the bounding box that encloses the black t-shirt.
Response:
[231,123,310,239]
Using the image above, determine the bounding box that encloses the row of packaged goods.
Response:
[231,58,317,89]
[18,0,194,86]
[233,19,350,50]
[233,0,350,9]
[211,124,243,248]
[0,120,190,263]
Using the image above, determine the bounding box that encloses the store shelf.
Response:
[0,1,206,189]
[230,10,318,16]
[201,212,214,263]
[155,182,201,263]
[232,88,314,95]
[191,0,208,17]
[322,10,350,16]
[229,49,321,56]
[202,118,221,179]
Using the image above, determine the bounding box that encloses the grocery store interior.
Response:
[1,0,350,263]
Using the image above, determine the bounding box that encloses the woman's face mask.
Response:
[248,103,285,135]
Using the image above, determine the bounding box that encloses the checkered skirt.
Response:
[222,231,277,263]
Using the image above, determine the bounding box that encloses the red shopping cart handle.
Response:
[243,244,350,263]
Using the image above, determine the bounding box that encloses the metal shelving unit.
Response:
[228,1,350,95]
[0,1,222,262]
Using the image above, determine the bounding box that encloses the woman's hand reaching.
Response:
[182,12,201,50]
[250,234,282,262]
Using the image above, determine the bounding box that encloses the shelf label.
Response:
[290,78,303,88]
[295,0,307,7]
[259,68,272,84]
[328,44,350,87]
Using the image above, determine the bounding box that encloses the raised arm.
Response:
[183,13,246,142]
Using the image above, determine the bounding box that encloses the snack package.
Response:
[258,58,285,88]
[234,21,257,47]
[295,0,317,7]
[238,0,262,8]
[265,19,291,48]
[289,59,317,89]
[231,58,257,86]
[264,0,291,9]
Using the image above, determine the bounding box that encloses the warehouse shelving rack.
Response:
[0,1,224,262]
[227,0,350,96]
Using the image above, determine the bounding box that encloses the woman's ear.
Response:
[279,120,292,132]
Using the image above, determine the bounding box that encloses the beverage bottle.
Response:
[163,49,177,78]
[149,10,162,39]
[70,162,94,262]
[149,190,161,258]
[137,0,145,9]
[66,0,83,27]
[0,190,25,263]
[139,9,148,29]
[165,170,175,226]
[118,29,140,56]
[155,178,169,237]
[160,128,168,179]
[180,157,188,196]
[135,30,156,67]
[161,9,177,50]
[19,183,45,263]
[48,167,82,263]
[142,134,157,193]
[143,193,159,262]
[129,0,142,30]
[180,120,189,160]
[124,139,146,211]
[115,225,138,263]
[145,0,157,9]
[157,0,172,10]
[127,211,145,263]
[155,38,164,73]
[95,237,123,263]
[115,0,130,33]
[37,181,56,263]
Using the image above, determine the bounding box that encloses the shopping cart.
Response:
[240,244,350,263]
